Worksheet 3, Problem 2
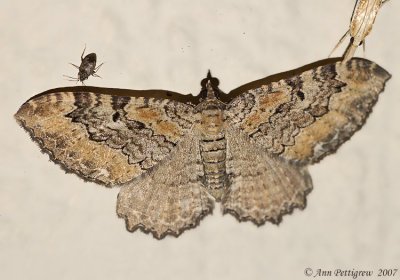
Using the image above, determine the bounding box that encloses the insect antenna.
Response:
[62,75,80,83]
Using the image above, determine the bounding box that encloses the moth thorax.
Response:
[201,107,224,136]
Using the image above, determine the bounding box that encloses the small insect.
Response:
[329,0,389,63]
[64,46,104,84]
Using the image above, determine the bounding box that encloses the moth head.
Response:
[199,70,220,101]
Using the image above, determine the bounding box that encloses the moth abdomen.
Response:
[200,134,227,194]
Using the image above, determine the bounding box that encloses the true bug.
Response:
[64,46,103,84]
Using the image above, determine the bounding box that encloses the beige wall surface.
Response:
[1,1,399,279]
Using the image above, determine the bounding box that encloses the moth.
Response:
[64,46,104,84]
[329,0,389,63]
[15,58,390,239]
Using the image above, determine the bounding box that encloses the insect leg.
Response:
[69,63,80,69]
[362,39,366,57]
[94,62,104,72]
[329,30,350,57]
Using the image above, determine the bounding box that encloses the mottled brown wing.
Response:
[15,91,196,186]
[117,130,214,239]
[222,126,312,224]
[226,58,391,165]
